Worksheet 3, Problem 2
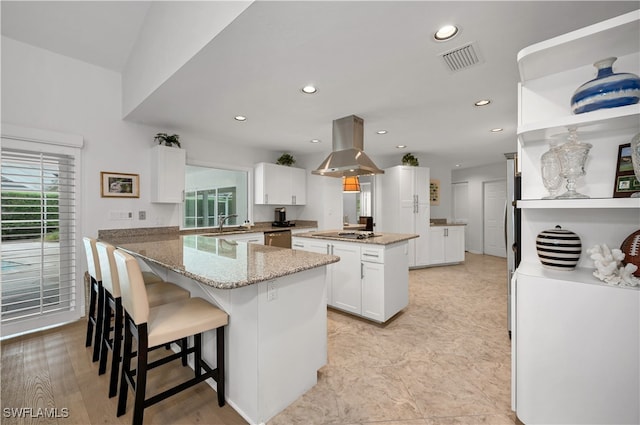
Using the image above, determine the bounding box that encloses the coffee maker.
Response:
[272,207,293,227]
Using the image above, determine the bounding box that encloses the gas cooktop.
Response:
[320,231,379,240]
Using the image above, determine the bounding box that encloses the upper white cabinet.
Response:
[379,166,430,268]
[151,145,186,203]
[254,162,306,205]
[513,11,640,425]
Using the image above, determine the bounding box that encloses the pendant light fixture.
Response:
[343,176,361,192]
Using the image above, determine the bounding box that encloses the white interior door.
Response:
[483,180,506,257]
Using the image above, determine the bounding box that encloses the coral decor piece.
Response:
[588,244,639,287]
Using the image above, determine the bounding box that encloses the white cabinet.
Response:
[513,11,640,425]
[329,242,362,315]
[254,162,306,205]
[379,166,430,268]
[428,226,465,265]
[151,145,186,203]
[514,265,639,425]
[291,237,409,322]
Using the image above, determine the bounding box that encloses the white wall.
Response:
[122,1,253,117]
[452,161,506,254]
[1,36,276,239]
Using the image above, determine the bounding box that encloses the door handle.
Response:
[361,263,364,279]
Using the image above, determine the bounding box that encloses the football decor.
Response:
[620,229,640,278]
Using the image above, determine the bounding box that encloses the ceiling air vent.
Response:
[439,42,483,72]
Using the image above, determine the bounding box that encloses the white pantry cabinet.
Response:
[254,162,306,205]
[379,166,430,268]
[513,11,640,425]
[151,145,186,203]
[428,226,465,265]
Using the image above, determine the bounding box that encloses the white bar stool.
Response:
[84,238,166,362]
[95,241,190,398]
[114,249,228,425]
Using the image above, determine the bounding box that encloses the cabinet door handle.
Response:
[361,263,364,279]
[265,194,268,204]
[293,243,304,248]
[363,253,379,258]
[292,195,296,204]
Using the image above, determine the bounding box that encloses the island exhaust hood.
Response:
[312,115,384,177]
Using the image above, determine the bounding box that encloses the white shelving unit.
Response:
[513,10,640,425]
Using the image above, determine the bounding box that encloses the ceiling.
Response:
[2,1,638,170]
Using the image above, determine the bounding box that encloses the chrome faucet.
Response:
[218,214,238,232]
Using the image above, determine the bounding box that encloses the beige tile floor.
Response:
[269,253,515,425]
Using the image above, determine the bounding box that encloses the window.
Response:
[183,165,248,229]
[1,132,81,338]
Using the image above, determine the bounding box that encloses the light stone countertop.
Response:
[292,230,418,245]
[101,233,339,289]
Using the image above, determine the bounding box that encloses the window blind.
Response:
[1,147,77,331]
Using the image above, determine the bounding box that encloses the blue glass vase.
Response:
[570,57,640,114]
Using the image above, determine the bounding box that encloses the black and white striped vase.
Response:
[536,225,582,270]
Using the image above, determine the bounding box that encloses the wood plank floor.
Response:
[1,318,248,425]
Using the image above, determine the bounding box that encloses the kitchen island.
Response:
[99,231,339,425]
[292,230,418,322]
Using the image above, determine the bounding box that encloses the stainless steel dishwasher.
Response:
[264,229,292,248]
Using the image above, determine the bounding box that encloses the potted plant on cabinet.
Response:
[402,153,419,166]
[154,133,181,148]
[276,153,296,166]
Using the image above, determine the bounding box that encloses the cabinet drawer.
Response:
[361,247,384,263]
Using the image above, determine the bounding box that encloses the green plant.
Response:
[276,153,295,166]
[154,133,181,148]
[402,153,419,166]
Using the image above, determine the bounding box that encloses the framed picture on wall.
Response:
[613,143,640,198]
[101,171,140,198]
[430,179,440,205]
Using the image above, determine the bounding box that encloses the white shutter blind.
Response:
[1,146,77,335]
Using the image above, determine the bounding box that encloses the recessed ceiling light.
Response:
[301,85,317,94]
[376,130,388,135]
[396,145,407,149]
[310,139,321,143]
[234,115,247,121]
[490,128,503,132]
[474,99,491,106]
[434,25,459,41]
[455,164,461,167]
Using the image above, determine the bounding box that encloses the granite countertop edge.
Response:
[113,237,339,290]
[292,231,418,245]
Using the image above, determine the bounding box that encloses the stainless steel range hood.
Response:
[312,115,384,177]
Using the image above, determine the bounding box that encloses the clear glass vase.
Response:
[556,128,592,199]
[540,140,563,199]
